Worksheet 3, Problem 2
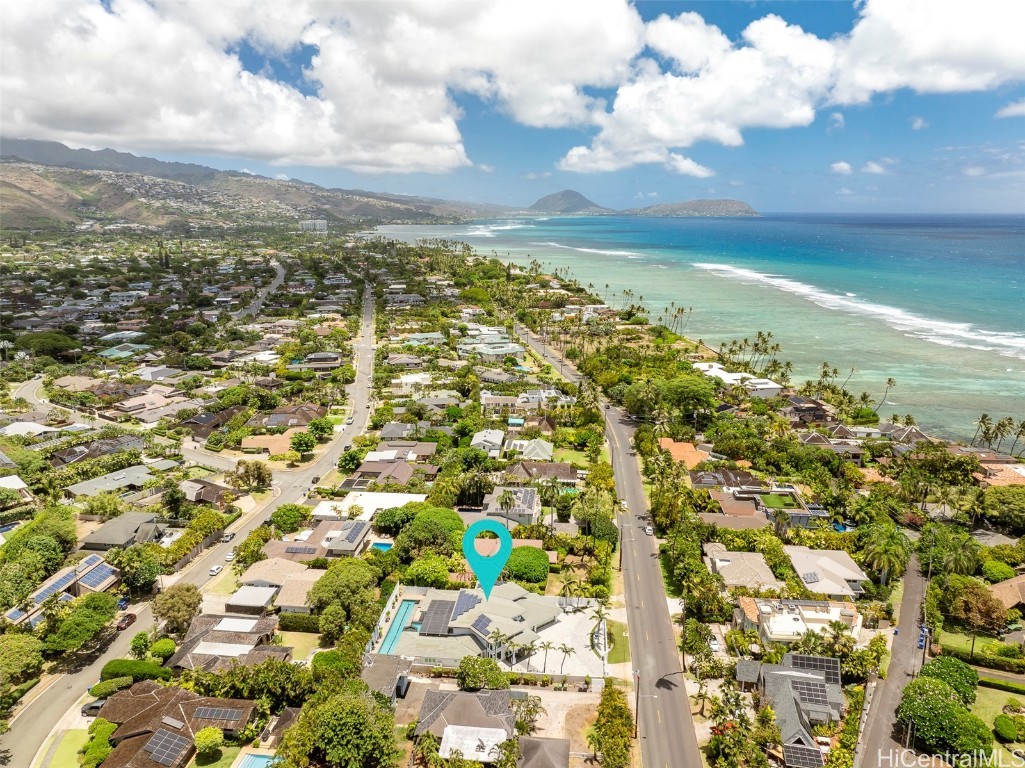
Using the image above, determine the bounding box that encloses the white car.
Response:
[225,550,235,562]
[209,565,223,576]
[643,525,654,536]
[709,637,721,652]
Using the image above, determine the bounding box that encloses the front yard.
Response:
[607,619,631,664]
[970,685,1025,765]
[48,729,88,768]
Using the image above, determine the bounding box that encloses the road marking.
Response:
[657,710,662,724]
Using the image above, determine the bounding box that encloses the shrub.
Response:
[88,676,134,699]
[81,717,117,768]
[149,638,176,661]
[920,657,979,705]
[979,677,1025,695]
[100,659,172,682]
[506,546,550,583]
[456,656,510,692]
[983,560,1016,584]
[994,714,1018,742]
[194,726,224,756]
[278,613,321,633]
[940,646,1025,674]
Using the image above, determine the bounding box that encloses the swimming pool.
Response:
[237,754,279,768]
[380,599,416,654]
[371,542,393,551]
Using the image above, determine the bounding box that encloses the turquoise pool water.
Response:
[237,755,278,768]
[371,542,393,551]
[380,599,416,654]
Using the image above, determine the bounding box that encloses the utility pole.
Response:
[633,669,640,739]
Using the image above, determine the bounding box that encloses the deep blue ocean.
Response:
[377,214,1025,440]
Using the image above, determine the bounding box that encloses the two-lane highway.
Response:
[514,324,703,768]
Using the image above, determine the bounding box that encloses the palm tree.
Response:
[860,523,911,584]
[874,377,896,413]
[561,573,581,611]
[497,488,516,531]
[590,603,609,643]
[693,677,711,717]
[558,643,575,674]
[1009,419,1025,457]
[945,539,982,575]
[539,641,555,673]
[994,416,1015,452]
[972,413,992,447]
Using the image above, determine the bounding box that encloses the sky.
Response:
[2,0,1024,213]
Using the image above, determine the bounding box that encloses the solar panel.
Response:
[194,706,244,721]
[420,600,455,636]
[790,655,841,685]
[5,607,26,622]
[144,729,191,767]
[79,554,103,569]
[801,572,820,584]
[791,680,829,706]
[452,590,482,620]
[345,521,367,543]
[471,614,492,637]
[80,563,118,589]
[284,545,317,555]
[782,743,825,768]
[34,572,77,603]
[161,716,185,729]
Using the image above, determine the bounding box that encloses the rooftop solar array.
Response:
[801,572,820,584]
[143,729,191,766]
[471,614,493,638]
[345,521,367,542]
[782,743,825,768]
[420,600,455,636]
[284,545,317,555]
[790,655,841,685]
[80,563,118,589]
[5,607,26,622]
[161,716,185,729]
[79,554,103,569]
[452,590,482,620]
[194,706,244,721]
[791,680,829,706]
[34,572,77,604]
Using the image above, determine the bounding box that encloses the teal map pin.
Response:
[462,520,513,600]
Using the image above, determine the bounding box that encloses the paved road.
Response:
[515,325,703,768]
[233,259,284,320]
[858,554,926,767]
[3,285,376,768]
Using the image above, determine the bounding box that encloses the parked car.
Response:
[220,532,236,543]
[81,699,106,717]
[116,613,136,631]
[709,637,721,652]
[312,476,321,484]
[225,550,235,562]
[117,597,130,611]
[346,417,354,425]
[209,565,223,576]
[644,525,654,536]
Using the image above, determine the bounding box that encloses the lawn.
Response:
[49,729,89,768]
[607,619,631,664]
[888,578,905,625]
[940,623,1003,657]
[194,744,242,768]
[279,630,322,661]
[206,568,240,596]
[659,550,683,598]
[554,447,610,466]
[760,493,800,509]
[971,686,1025,764]
[251,489,273,504]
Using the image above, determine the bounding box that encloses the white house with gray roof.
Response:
[783,546,869,599]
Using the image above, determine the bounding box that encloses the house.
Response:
[989,573,1025,610]
[693,362,782,399]
[504,461,578,487]
[2,554,119,627]
[66,464,163,499]
[287,351,344,371]
[265,518,374,558]
[523,415,557,436]
[783,546,869,599]
[276,569,327,614]
[659,439,711,469]
[81,512,164,551]
[518,737,570,768]
[974,463,1025,489]
[165,615,290,672]
[480,368,521,385]
[0,448,15,469]
[225,585,277,615]
[392,371,433,395]
[414,690,516,758]
[376,440,439,462]
[97,681,256,768]
[783,396,835,425]
[688,468,765,490]
[246,403,327,429]
[380,422,416,440]
[703,543,783,591]
[505,438,554,462]
[240,428,303,455]
[0,475,33,507]
[179,478,233,506]
[734,597,862,645]
[471,429,505,458]
[361,655,413,706]
[482,487,542,527]
[385,353,424,369]
[97,343,152,360]
[50,434,145,467]
[177,406,247,439]
[240,557,309,589]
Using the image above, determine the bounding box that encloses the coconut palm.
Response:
[497,488,516,531]
[558,643,575,674]
[945,538,982,575]
[1010,419,1025,457]
[539,641,555,673]
[994,416,1016,452]
[972,413,992,447]
[860,523,911,584]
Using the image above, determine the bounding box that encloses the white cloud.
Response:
[910,116,928,130]
[478,164,495,173]
[836,187,854,195]
[996,99,1025,118]
[962,166,986,176]
[828,112,845,131]
[862,160,892,174]
[525,171,552,180]
[831,161,853,175]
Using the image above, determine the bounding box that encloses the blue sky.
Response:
[3,0,1024,212]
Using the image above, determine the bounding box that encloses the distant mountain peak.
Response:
[528,189,609,214]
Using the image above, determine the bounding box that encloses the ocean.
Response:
[375,214,1025,442]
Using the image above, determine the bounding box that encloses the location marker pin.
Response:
[462,520,513,600]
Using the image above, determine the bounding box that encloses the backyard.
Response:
[759,493,801,510]
[194,744,242,768]
[554,447,610,466]
[279,630,322,662]
[970,685,1025,764]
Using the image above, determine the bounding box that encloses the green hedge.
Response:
[979,677,1025,695]
[278,613,320,633]
[995,714,1018,742]
[89,676,134,699]
[0,506,35,525]
[149,638,176,661]
[100,659,171,682]
[940,646,1025,674]
[0,677,39,710]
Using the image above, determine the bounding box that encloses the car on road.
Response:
[312,476,321,484]
[620,499,628,509]
[709,637,721,652]
[116,613,136,631]
[209,565,223,576]
[366,403,371,409]
[225,550,235,562]
[81,699,106,717]
[346,417,354,424]
[644,525,654,536]
[221,532,236,543]
[117,596,130,611]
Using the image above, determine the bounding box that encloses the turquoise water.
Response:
[377,215,1025,441]
[380,599,416,655]
[237,755,278,768]
[371,542,393,552]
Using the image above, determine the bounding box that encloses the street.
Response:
[3,285,375,768]
[515,324,704,768]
